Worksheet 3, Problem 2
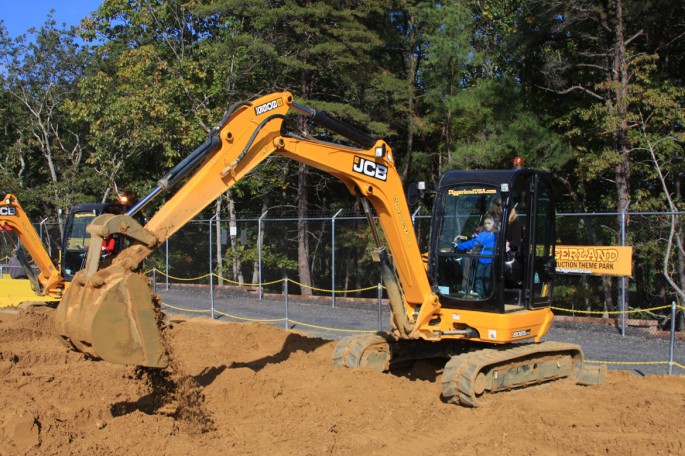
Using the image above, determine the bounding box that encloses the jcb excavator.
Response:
[0,193,133,307]
[54,92,605,406]
[1,193,65,306]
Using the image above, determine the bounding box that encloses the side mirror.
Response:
[406,181,426,206]
[542,257,556,280]
[407,183,419,206]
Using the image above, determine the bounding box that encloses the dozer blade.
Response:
[54,265,168,368]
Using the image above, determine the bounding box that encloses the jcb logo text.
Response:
[353,157,388,181]
[0,207,17,216]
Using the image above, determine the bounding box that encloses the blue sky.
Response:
[1,0,103,38]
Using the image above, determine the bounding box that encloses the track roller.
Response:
[332,333,474,373]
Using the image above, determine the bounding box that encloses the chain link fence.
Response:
[145,210,684,323]
[2,210,683,328]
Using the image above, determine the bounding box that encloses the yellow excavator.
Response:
[54,92,605,406]
[1,193,66,307]
[0,193,133,307]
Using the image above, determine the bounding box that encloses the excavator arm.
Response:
[54,92,440,367]
[0,193,64,298]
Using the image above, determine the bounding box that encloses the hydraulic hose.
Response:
[291,102,377,149]
[127,100,254,217]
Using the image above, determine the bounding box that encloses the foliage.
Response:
[1,0,683,307]
[0,15,96,216]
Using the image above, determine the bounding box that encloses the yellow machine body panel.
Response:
[0,276,58,308]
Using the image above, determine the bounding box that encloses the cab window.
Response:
[435,185,501,300]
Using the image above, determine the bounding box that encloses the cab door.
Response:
[509,173,556,309]
[527,175,556,308]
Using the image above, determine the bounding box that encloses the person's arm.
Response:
[456,232,485,252]
[507,219,522,251]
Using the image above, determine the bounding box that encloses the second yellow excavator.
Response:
[0,193,135,307]
[1,193,65,306]
[54,92,604,406]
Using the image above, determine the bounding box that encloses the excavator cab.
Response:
[430,165,557,314]
[61,200,135,281]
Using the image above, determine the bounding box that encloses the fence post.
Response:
[165,239,169,291]
[258,210,268,302]
[331,209,343,308]
[620,200,630,337]
[284,278,289,330]
[152,268,157,294]
[209,214,217,319]
[669,300,676,375]
[38,218,48,256]
[377,283,383,331]
[411,206,421,224]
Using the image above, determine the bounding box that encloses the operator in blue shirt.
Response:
[454,213,497,298]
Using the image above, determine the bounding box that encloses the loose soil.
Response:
[1,306,684,455]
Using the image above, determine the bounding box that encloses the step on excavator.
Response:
[54,92,605,406]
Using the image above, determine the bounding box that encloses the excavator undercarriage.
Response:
[333,334,606,407]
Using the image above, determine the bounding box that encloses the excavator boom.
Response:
[54,92,437,367]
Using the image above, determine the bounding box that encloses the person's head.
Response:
[482,213,496,232]
[491,198,503,215]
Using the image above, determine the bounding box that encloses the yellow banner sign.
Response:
[555,245,633,277]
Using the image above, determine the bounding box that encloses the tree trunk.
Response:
[612,0,631,315]
[297,163,313,296]
[297,2,314,297]
[226,191,244,284]
[401,13,418,182]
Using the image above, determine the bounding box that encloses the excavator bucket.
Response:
[54,212,168,368]
[54,264,168,368]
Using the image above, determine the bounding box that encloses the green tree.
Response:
[1,15,95,220]
[416,1,571,177]
[197,0,395,294]
[509,0,685,311]
[68,0,226,205]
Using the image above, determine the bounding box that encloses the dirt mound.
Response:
[1,306,684,455]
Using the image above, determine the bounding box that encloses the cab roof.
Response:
[437,168,554,190]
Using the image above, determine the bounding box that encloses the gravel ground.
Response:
[156,284,685,377]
